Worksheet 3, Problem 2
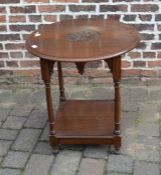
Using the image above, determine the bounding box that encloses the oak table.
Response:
[26,18,140,152]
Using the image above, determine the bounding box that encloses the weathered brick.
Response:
[155,14,161,21]
[43,15,57,22]
[9,15,26,23]
[131,4,159,12]
[136,42,147,49]
[113,0,139,1]
[29,15,42,22]
[139,14,152,21]
[151,43,161,50]
[54,0,79,2]
[157,52,161,58]
[0,0,160,80]
[5,43,25,50]
[107,14,120,20]
[60,14,73,21]
[123,15,136,21]
[0,25,7,31]
[143,52,156,58]
[128,52,141,59]
[0,15,6,23]
[83,0,108,2]
[9,25,35,32]
[69,5,96,12]
[0,0,20,3]
[141,33,155,40]
[133,61,146,67]
[0,34,20,41]
[134,24,154,31]
[100,5,128,12]
[20,60,39,67]
[10,52,23,59]
[6,61,19,68]
[38,5,65,13]
[0,7,6,13]
[0,43,3,50]
[0,61,4,68]
[25,0,49,2]
[10,6,36,13]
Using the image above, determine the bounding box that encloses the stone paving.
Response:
[0,80,161,175]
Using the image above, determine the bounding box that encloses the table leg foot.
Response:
[113,148,121,155]
[113,135,121,154]
[50,136,59,153]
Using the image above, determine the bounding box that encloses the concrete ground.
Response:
[0,79,161,175]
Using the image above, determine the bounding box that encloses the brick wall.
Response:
[0,0,161,83]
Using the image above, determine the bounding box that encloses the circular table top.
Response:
[26,18,140,62]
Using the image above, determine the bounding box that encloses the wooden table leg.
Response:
[40,58,59,152]
[57,62,66,101]
[111,56,121,152]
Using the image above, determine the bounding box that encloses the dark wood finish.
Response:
[57,62,66,101]
[26,18,140,152]
[112,56,121,151]
[26,18,140,62]
[40,59,58,150]
[55,100,114,137]
[75,62,86,75]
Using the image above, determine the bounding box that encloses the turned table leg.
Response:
[111,56,121,152]
[57,62,66,101]
[40,58,59,152]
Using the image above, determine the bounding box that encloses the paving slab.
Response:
[0,140,12,156]
[135,148,160,162]
[40,124,49,141]
[83,145,108,159]
[12,128,41,152]
[136,122,160,137]
[0,83,161,175]
[0,129,18,140]
[2,116,26,130]
[23,154,54,175]
[25,109,47,129]
[2,151,30,169]
[78,158,105,175]
[0,109,10,122]
[133,161,160,175]
[34,142,53,155]
[107,155,133,174]
[0,168,21,175]
[9,104,35,117]
[51,150,81,175]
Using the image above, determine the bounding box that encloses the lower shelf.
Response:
[55,100,114,138]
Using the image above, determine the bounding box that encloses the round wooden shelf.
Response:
[26,18,140,62]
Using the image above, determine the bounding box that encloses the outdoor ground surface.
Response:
[0,79,161,175]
